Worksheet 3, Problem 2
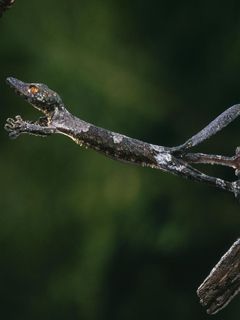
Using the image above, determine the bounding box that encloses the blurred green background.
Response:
[1,1,240,319]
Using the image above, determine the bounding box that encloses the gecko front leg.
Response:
[4,115,56,139]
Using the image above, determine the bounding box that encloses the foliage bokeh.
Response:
[1,1,240,319]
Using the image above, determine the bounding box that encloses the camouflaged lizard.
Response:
[4,77,240,198]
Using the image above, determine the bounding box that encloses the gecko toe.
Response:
[4,115,27,138]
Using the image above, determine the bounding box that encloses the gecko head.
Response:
[6,77,64,116]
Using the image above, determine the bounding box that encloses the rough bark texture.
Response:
[197,239,240,315]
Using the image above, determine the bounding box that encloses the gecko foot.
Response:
[4,115,28,139]
[234,147,240,177]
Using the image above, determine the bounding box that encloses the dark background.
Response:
[1,1,240,319]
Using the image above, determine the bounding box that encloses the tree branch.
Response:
[197,239,240,314]
[0,0,16,17]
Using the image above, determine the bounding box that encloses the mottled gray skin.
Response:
[4,77,240,197]
[6,77,65,115]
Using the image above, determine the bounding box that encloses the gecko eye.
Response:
[28,85,39,94]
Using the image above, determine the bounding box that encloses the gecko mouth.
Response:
[6,76,21,87]
[14,89,25,97]
[6,77,27,97]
